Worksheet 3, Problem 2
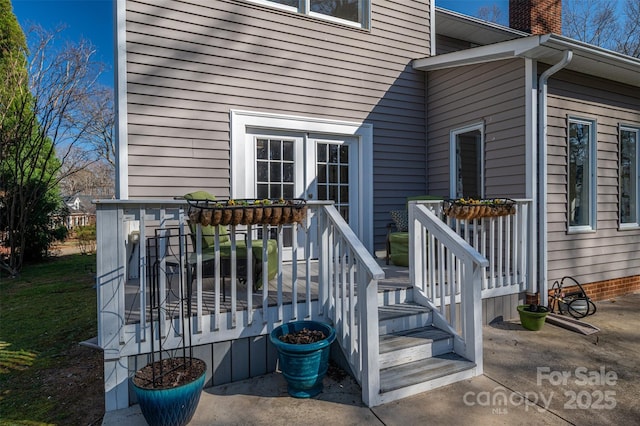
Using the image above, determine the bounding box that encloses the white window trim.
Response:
[245,0,371,29]
[619,125,640,230]
[567,117,597,233]
[230,110,374,252]
[449,122,485,199]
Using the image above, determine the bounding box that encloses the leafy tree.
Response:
[0,2,106,276]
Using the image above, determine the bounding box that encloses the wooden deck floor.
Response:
[124,250,411,324]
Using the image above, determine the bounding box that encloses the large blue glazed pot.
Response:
[269,320,336,398]
[132,361,206,426]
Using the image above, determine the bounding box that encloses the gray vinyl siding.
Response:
[124,0,431,249]
[426,59,527,199]
[545,70,640,286]
[435,34,474,54]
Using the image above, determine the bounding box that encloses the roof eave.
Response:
[414,34,640,87]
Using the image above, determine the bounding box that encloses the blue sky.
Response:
[11,0,115,87]
[438,0,509,19]
[9,0,508,90]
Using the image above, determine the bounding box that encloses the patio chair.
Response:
[386,195,443,266]
[183,191,278,293]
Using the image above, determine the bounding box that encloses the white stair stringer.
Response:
[364,287,479,407]
[376,359,478,406]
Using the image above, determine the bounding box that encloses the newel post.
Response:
[95,202,129,410]
[464,260,484,375]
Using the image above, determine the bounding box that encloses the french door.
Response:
[238,129,359,260]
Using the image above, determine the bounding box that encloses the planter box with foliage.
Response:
[444,198,516,220]
[186,198,307,226]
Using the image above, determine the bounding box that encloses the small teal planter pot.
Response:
[132,361,206,426]
[269,320,336,398]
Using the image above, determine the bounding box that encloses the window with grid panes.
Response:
[256,137,296,245]
[316,142,349,221]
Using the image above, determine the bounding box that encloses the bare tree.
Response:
[1,24,106,275]
[615,0,640,57]
[477,3,503,24]
[563,0,617,49]
[473,0,640,58]
[563,0,639,57]
[83,86,116,169]
[59,158,114,199]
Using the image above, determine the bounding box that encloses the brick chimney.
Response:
[509,0,562,35]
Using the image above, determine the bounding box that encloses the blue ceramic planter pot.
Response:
[132,360,206,426]
[269,320,336,398]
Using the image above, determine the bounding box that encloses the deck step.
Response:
[379,353,475,393]
[378,302,432,335]
[377,284,413,306]
[379,326,453,369]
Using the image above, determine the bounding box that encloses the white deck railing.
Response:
[409,202,489,367]
[95,199,384,410]
[421,199,532,299]
[318,204,385,406]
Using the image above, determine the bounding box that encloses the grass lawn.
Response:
[0,253,104,425]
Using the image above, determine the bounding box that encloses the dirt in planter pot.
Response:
[279,328,327,344]
[133,358,206,390]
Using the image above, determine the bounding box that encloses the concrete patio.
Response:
[103,292,640,425]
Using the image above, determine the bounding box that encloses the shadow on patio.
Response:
[103,292,640,425]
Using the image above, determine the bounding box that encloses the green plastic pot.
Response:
[517,305,549,331]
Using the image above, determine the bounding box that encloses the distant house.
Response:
[63,195,95,229]
[98,0,639,411]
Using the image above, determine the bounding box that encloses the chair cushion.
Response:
[184,191,228,244]
[220,239,278,281]
[184,190,217,202]
[389,232,409,267]
[390,210,408,232]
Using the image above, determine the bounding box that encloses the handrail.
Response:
[418,198,532,298]
[315,202,384,406]
[409,202,488,367]
[320,204,385,281]
[412,204,488,266]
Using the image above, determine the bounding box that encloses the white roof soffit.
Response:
[414,34,640,87]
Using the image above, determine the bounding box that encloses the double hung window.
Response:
[568,118,597,231]
[620,126,639,227]
[450,123,484,199]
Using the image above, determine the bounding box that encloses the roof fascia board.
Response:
[543,34,640,72]
[414,34,640,86]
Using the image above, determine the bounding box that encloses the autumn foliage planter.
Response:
[186,198,308,226]
[444,198,516,220]
[269,321,336,398]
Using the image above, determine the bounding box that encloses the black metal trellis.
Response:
[145,227,195,387]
